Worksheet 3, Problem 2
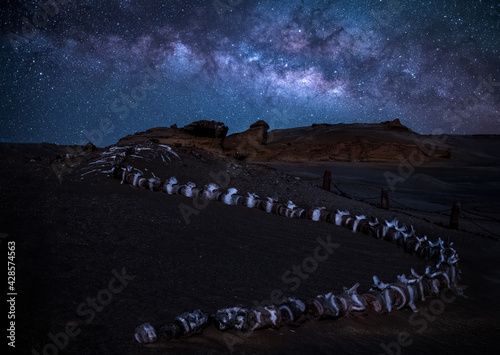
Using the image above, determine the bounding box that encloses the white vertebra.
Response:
[335,210,350,226]
[246,192,258,208]
[312,207,325,222]
[353,215,366,232]
[165,177,178,194]
[223,188,238,205]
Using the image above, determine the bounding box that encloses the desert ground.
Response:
[1,122,500,354]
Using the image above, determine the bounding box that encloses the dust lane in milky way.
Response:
[1,0,499,145]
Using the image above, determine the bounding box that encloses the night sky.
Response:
[1,0,499,146]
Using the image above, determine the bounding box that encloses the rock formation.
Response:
[116,120,228,151]
[116,118,452,163]
[181,120,228,139]
[223,120,270,160]
[241,119,450,163]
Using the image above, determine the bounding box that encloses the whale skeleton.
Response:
[132,244,461,343]
[113,164,463,258]
[105,164,463,344]
[135,245,462,344]
[112,164,460,264]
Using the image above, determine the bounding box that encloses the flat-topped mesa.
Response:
[310,118,411,132]
[223,120,270,160]
[116,120,228,151]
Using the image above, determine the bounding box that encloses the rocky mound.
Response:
[116,120,228,151]
[182,120,228,138]
[114,118,456,163]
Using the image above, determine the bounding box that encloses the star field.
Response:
[1,0,499,146]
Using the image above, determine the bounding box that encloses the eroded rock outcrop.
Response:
[117,120,228,151]
[182,120,228,139]
[116,118,451,163]
[223,120,270,160]
[240,119,450,163]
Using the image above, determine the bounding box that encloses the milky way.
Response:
[1,0,499,146]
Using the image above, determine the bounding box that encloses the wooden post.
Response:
[381,188,390,210]
[450,201,460,229]
[323,170,331,192]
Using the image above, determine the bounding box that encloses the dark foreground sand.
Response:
[1,143,499,354]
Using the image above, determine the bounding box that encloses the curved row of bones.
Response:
[107,165,462,344]
[134,253,460,344]
[112,165,458,262]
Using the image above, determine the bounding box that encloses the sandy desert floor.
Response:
[1,143,499,354]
